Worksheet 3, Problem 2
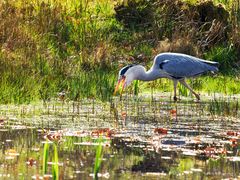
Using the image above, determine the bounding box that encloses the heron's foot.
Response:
[195,94,200,101]
[173,96,180,102]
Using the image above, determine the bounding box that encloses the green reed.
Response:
[52,143,59,180]
[43,141,49,175]
[207,97,239,117]
[94,136,104,179]
[179,84,189,98]
[42,141,59,180]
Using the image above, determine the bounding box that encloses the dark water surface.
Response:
[0,95,239,179]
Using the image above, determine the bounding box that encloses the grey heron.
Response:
[114,52,219,101]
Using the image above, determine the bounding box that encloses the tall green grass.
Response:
[0,0,119,103]
[42,141,59,179]
[0,0,240,103]
[204,44,238,71]
[43,142,49,175]
[52,144,59,180]
[94,137,104,179]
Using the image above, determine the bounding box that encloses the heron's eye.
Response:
[121,75,126,80]
[118,75,125,81]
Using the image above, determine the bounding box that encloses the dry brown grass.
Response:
[153,38,199,56]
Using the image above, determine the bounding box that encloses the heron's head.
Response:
[114,64,144,95]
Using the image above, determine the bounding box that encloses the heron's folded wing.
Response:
[159,57,209,78]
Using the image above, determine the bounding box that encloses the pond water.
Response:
[0,94,239,179]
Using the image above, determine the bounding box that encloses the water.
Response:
[0,94,239,179]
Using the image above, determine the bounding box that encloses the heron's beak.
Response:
[113,77,126,96]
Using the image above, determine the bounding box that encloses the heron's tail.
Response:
[209,64,219,73]
[201,60,219,73]
[202,60,219,67]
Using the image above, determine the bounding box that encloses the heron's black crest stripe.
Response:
[159,60,168,69]
[120,64,135,75]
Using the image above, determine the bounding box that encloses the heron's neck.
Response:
[138,68,165,81]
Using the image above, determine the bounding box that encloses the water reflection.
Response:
[0,96,239,179]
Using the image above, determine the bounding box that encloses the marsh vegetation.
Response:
[0,0,240,103]
[0,0,240,179]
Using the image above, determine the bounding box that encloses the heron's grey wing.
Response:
[159,57,215,78]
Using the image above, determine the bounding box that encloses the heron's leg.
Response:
[179,79,200,100]
[173,80,178,101]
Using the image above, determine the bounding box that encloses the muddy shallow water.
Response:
[0,94,239,179]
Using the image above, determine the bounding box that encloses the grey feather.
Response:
[155,53,218,78]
